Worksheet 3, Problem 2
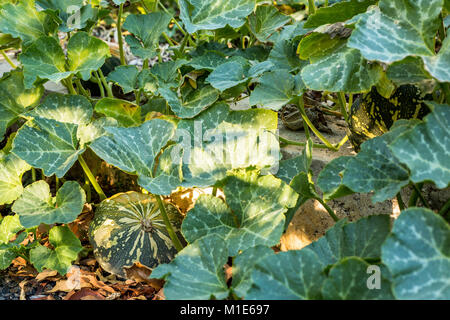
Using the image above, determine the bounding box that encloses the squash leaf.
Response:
[179,0,256,34]
[388,103,450,189]
[0,0,59,46]
[382,208,450,299]
[348,1,443,63]
[151,234,230,300]
[248,5,291,42]
[29,93,93,125]
[182,170,298,255]
[12,180,86,228]
[123,12,172,60]
[90,119,180,195]
[12,117,85,178]
[342,136,410,203]
[94,98,141,127]
[322,258,395,300]
[30,226,82,275]
[0,69,44,140]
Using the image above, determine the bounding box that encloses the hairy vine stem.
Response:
[155,195,184,252]
[78,155,107,201]
[117,3,126,65]
[0,50,17,69]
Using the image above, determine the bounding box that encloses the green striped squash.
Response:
[88,192,183,277]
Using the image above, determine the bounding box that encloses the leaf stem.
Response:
[117,3,126,65]
[438,198,450,218]
[93,71,105,98]
[308,0,316,15]
[155,195,184,252]
[31,168,37,182]
[278,135,329,149]
[0,50,17,69]
[296,98,338,151]
[317,198,339,222]
[98,69,114,98]
[396,193,406,211]
[75,78,91,99]
[337,92,349,123]
[78,155,106,201]
[412,183,430,209]
[65,77,78,95]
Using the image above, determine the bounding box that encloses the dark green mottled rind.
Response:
[88,192,183,278]
[348,85,430,151]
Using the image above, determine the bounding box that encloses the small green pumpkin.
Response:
[348,85,431,151]
[88,192,183,277]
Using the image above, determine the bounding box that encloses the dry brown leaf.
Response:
[19,280,28,300]
[64,288,105,300]
[153,288,165,300]
[36,269,58,282]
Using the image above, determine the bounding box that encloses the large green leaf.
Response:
[301,44,383,93]
[0,215,24,270]
[422,36,450,83]
[382,208,450,299]
[231,246,274,298]
[389,104,450,189]
[30,226,83,275]
[322,258,395,300]
[151,235,230,300]
[0,151,31,206]
[387,56,433,85]
[304,0,377,28]
[90,119,180,195]
[94,98,141,127]
[176,103,280,187]
[20,32,110,88]
[348,1,443,63]
[249,70,296,111]
[0,70,44,140]
[19,36,71,88]
[107,65,140,94]
[29,93,93,125]
[12,117,85,178]
[123,12,172,60]
[248,5,291,42]
[342,136,410,203]
[66,31,110,81]
[307,215,391,267]
[36,0,98,32]
[179,0,256,34]
[159,85,220,119]
[317,156,354,201]
[205,59,250,92]
[182,170,298,255]
[12,180,86,228]
[0,0,58,46]
[246,249,326,300]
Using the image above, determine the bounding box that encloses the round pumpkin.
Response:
[88,192,184,278]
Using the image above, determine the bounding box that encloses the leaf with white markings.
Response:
[159,85,219,119]
[0,0,58,46]
[12,180,85,228]
[20,32,110,88]
[176,103,280,188]
[151,235,230,300]
[12,117,85,178]
[322,258,395,300]
[423,36,450,83]
[90,119,180,195]
[389,104,450,189]
[342,136,410,203]
[29,93,93,125]
[301,44,383,93]
[182,170,298,255]
[348,1,443,63]
[318,156,354,201]
[382,208,450,300]
[248,5,291,42]
[179,0,256,34]
[0,70,44,140]
[0,150,31,206]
